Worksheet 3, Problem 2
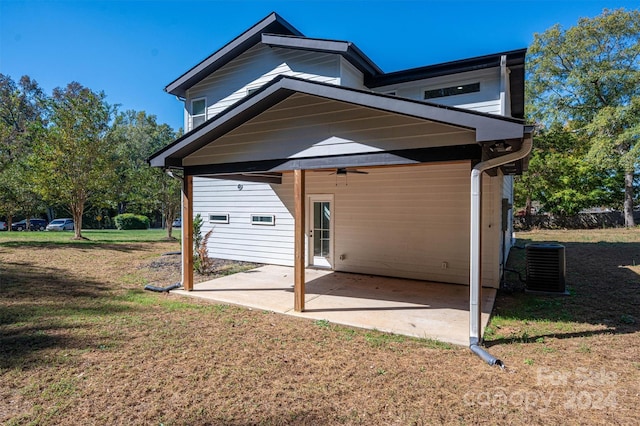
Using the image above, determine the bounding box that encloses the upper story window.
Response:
[191,98,206,129]
[424,82,480,100]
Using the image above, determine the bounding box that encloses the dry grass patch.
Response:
[1,228,639,424]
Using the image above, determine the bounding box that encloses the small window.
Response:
[424,82,480,100]
[251,214,275,226]
[209,213,229,224]
[191,98,206,129]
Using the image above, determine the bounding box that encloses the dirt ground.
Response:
[1,229,639,425]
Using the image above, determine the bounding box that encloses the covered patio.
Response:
[150,74,532,365]
[171,265,497,346]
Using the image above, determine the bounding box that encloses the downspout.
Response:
[470,132,533,368]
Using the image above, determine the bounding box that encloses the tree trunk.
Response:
[165,204,177,240]
[71,202,85,240]
[166,214,174,239]
[624,170,635,227]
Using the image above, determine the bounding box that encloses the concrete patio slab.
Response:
[171,265,496,346]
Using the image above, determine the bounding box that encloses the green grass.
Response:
[1,228,638,424]
[0,228,180,245]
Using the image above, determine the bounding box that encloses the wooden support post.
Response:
[294,169,306,312]
[182,175,194,291]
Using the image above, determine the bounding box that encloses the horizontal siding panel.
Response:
[308,162,476,285]
[372,68,501,107]
[206,230,293,242]
[185,45,341,131]
[456,100,501,115]
[194,177,294,265]
[340,57,366,89]
[207,249,294,267]
[184,95,475,166]
[193,162,502,287]
[209,237,292,250]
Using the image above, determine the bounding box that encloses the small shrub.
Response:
[194,228,214,274]
[193,213,214,274]
[114,214,150,230]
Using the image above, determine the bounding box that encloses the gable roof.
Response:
[261,33,383,76]
[150,75,530,169]
[165,12,302,97]
[165,13,527,117]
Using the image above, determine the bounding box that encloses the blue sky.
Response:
[1,0,637,132]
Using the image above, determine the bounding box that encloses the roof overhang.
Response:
[150,76,530,175]
[261,33,383,77]
[165,12,302,97]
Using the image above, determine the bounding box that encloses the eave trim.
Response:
[165,12,303,97]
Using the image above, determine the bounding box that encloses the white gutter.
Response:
[469,132,533,368]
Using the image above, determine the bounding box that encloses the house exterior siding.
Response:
[339,57,366,89]
[183,93,475,167]
[501,173,515,267]
[184,44,342,131]
[184,50,512,289]
[371,68,502,115]
[158,17,528,291]
[196,162,503,288]
[193,177,295,265]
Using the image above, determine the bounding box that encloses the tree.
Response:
[0,74,46,227]
[515,125,622,215]
[153,168,182,239]
[31,82,117,239]
[110,110,181,238]
[527,8,640,226]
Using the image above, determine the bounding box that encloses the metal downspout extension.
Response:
[470,133,533,368]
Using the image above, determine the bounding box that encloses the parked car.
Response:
[11,218,48,231]
[0,221,7,231]
[46,218,74,231]
[172,218,181,228]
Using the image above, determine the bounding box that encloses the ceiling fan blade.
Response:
[315,168,368,175]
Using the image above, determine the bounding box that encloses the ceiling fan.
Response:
[328,168,369,175]
[315,168,369,186]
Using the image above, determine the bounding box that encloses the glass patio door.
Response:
[309,196,333,268]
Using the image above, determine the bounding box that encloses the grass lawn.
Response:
[0,228,180,244]
[1,228,638,424]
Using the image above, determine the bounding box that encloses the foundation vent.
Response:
[525,243,567,293]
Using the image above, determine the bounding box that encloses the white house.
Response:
[149,13,533,364]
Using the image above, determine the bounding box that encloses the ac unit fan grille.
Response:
[526,243,566,293]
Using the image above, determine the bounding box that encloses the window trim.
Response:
[208,213,229,224]
[250,214,275,226]
[190,97,207,130]
[423,82,480,100]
